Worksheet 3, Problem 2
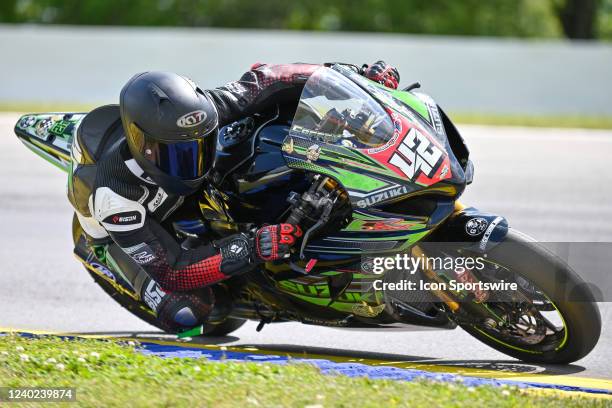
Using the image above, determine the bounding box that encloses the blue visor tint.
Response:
[141,137,205,180]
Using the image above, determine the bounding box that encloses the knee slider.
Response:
[156,288,214,332]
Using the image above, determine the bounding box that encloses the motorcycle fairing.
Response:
[275,271,386,315]
[14,112,85,172]
[301,206,450,259]
[282,65,466,211]
[362,111,453,186]
[433,207,509,253]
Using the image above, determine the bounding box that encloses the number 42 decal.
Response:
[389,128,442,179]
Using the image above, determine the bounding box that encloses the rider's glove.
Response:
[362,61,400,89]
[255,224,303,262]
[215,224,302,276]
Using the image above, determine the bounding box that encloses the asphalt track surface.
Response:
[1,113,611,382]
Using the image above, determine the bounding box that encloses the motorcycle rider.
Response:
[69,61,400,332]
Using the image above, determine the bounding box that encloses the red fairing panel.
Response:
[363,110,452,187]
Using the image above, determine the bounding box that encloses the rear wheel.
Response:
[200,318,247,336]
[459,229,601,364]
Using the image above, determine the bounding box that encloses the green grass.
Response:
[0,102,98,114]
[0,334,608,407]
[450,113,612,130]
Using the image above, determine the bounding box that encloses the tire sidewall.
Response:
[460,229,601,364]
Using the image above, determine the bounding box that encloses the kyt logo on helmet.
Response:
[176,110,207,128]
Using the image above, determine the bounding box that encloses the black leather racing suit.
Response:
[70,63,326,332]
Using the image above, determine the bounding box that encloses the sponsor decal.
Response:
[123,243,156,265]
[18,115,37,129]
[224,237,249,260]
[34,118,53,139]
[361,258,375,274]
[479,216,504,251]
[418,93,445,136]
[300,316,350,327]
[116,215,135,222]
[176,110,207,128]
[366,112,402,154]
[340,139,355,148]
[439,164,449,179]
[465,217,489,237]
[85,251,116,281]
[290,125,338,144]
[361,219,413,231]
[90,262,116,281]
[366,132,399,154]
[103,211,142,226]
[123,243,146,255]
[143,280,166,311]
[455,269,489,303]
[306,144,321,162]
[356,185,408,208]
[49,120,70,136]
[147,188,168,212]
[388,128,443,180]
[281,138,294,154]
[392,112,403,134]
[229,242,245,255]
[131,251,156,265]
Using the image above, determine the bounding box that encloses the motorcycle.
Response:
[14,64,601,364]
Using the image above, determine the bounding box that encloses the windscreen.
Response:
[290,67,394,149]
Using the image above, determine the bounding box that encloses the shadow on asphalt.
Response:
[227,343,587,378]
[68,331,587,378]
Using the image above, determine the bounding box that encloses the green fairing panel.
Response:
[347,68,433,126]
[284,135,401,184]
[277,271,386,311]
[390,89,431,121]
[282,134,425,211]
[14,112,86,173]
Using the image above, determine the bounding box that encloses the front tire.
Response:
[459,229,601,364]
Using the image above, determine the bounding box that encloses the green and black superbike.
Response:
[14,65,601,364]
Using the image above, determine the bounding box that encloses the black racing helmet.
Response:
[120,71,218,195]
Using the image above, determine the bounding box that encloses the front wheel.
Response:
[458,229,601,364]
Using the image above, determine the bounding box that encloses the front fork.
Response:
[414,200,509,323]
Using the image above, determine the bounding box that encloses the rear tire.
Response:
[459,229,601,364]
[200,318,247,336]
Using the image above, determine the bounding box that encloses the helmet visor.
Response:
[140,133,208,180]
